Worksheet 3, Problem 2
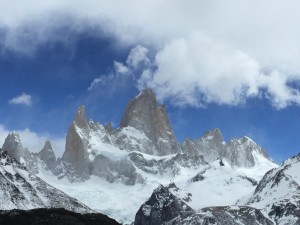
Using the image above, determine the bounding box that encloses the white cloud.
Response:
[1,0,300,108]
[114,61,130,75]
[0,124,65,157]
[134,32,300,108]
[9,93,32,106]
[126,45,150,69]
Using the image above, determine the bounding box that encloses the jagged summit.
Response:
[38,141,56,170]
[74,105,88,129]
[2,131,24,163]
[62,105,90,178]
[120,89,180,156]
[203,128,223,140]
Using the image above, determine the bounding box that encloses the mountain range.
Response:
[0,89,299,224]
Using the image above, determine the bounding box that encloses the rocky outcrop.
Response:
[134,184,273,225]
[2,132,25,163]
[182,129,270,167]
[175,206,273,225]
[0,208,120,225]
[38,141,56,170]
[134,184,194,225]
[120,89,180,156]
[62,106,90,179]
[182,128,225,162]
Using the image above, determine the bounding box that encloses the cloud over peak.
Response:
[2,0,300,109]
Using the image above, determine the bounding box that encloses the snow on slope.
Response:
[37,152,276,224]
[240,153,300,224]
[0,151,92,213]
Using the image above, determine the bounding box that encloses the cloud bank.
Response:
[2,0,300,108]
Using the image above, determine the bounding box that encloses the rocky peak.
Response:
[225,136,269,167]
[105,122,113,134]
[2,132,24,163]
[74,105,88,129]
[134,184,194,225]
[203,128,224,143]
[38,140,56,170]
[120,89,180,156]
[61,106,91,179]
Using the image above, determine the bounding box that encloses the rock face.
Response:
[244,153,300,225]
[134,184,194,225]
[134,184,273,225]
[2,133,58,175]
[0,208,120,225]
[2,132,24,163]
[38,141,56,170]
[0,150,92,213]
[120,89,180,156]
[182,129,269,167]
[182,128,225,162]
[175,206,273,225]
[62,106,90,178]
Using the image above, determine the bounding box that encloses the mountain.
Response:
[134,183,195,225]
[120,88,180,155]
[2,132,25,163]
[38,141,56,171]
[182,129,269,167]
[133,151,300,225]
[0,89,277,224]
[241,153,300,224]
[57,89,272,182]
[134,183,273,225]
[0,150,92,213]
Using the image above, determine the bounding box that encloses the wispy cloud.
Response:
[87,45,149,92]
[9,93,32,106]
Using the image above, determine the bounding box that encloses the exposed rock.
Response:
[120,89,180,156]
[175,206,274,225]
[245,153,300,224]
[91,154,145,185]
[225,136,269,167]
[38,141,56,170]
[190,173,205,182]
[182,128,225,163]
[134,184,194,225]
[0,208,120,225]
[2,132,24,163]
[182,129,270,167]
[105,122,114,134]
[62,105,90,179]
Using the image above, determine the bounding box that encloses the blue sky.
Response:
[1,0,300,162]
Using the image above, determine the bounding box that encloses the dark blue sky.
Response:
[1,1,300,162]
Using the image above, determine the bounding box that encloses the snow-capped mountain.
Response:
[182,128,269,167]
[241,153,300,224]
[0,89,279,224]
[58,89,273,184]
[134,183,274,225]
[0,150,92,213]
